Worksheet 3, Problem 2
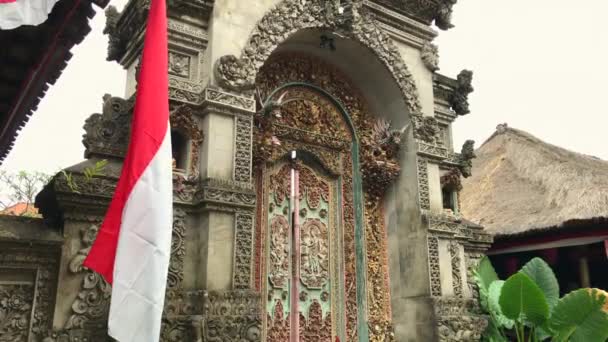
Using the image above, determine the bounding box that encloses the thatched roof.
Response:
[460,124,608,237]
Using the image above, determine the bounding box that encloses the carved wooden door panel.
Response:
[265,162,338,342]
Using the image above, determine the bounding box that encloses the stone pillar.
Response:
[196,88,256,290]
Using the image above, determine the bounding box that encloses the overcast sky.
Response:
[2,0,607,174]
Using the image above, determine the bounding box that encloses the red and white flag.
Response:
[0,0,59,30]
[83,0,172,340]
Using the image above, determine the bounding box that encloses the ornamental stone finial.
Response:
[421,41,440,72]
[459,140,476,178]
[496,123,509,134]
[450,69,474,115]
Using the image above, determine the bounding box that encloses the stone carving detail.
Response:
[300,219,329,289]
[167,209,186,289]
[66,224,111,331]
[160,317,192,342]
[204,87,257,113]
[361,118,407,195]
[449,242,463,298]
[427,236,442,297]
[0,284,33,341]
[202,291,262,342]
[417,158,430,210]
[299,300,331,342]
[104,6,124,62]
[215,0,421,114]
[234,211,255,289]
[267,215,289,289]
[104,0,212,63]
[82,95,133,158]
[458,140,475,178]
[465,252,484,299]
[169,51,190,78]
[449,70,474,115]
[0,246,59,340]
[412,114,441,145]
[372,0,459,30]
[421,41,440,71]
[235,116,253,183]
[433,298,488,342]
[170,104,204,176]
[64,271,111,330]
[437,315,487,342]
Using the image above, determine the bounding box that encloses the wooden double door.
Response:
[263,160,346,342]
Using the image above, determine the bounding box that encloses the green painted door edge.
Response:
[352,143,370,342]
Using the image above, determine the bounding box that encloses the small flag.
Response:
[0,0,59,30]
[83,0,172,340]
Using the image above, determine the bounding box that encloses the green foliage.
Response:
[488,280,514,329]
[61,159,108,193]
[521,258,560,310]
[0,170,51,216]
[500,272,549,325]
[549,289,608,342]
[477,256,500,290]
[475,257,608,342]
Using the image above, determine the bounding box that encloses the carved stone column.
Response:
[196,88,256,290]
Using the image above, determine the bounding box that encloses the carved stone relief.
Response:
[234,211,255,289]
[421,41,440,71]
[167,210,187,289]
[370,0,459,30]
[417,158,431,210]
[433,297,488,342]
[458,140,475,178]
[235,116,253,183]
[169,51,191,78]
[0,244,60,342]
[427,236,442,297]
[202,291,262,342]
[65,225,111,331]
[449,70,474,116]
[82,95,133,158]
[0,284,33,341]
[448,242,463,299]
[215,0,422,114]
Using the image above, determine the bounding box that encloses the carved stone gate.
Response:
[0,1,495,341]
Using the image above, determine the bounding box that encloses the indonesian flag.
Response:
[0,0,59,30]
[83,0,172,340]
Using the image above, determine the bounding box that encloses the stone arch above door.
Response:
[213,0,422,114]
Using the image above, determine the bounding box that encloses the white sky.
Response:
[2,0,607,174]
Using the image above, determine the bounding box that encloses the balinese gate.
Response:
[253,53,398,341]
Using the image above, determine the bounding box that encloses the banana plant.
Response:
[474,256,608,342]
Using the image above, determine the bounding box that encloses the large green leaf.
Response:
[477,256,499,291]
[488,280,514,329]
[521,257,560,310]
[499,272,549,325]
[549,289,608,342]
